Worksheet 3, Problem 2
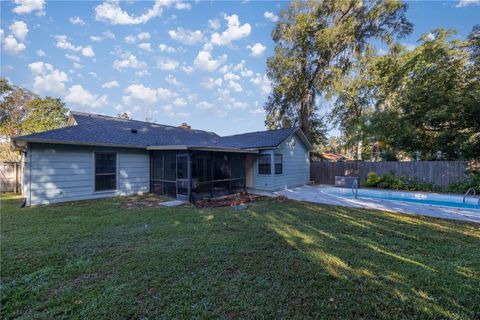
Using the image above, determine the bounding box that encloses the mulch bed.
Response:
[120,194,171,209]
[194,193,288,208]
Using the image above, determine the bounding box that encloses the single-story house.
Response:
[12,112,312,206]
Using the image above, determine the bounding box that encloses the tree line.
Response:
[265,0,479,160]
[0,78,69,161]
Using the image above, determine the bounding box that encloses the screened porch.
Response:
[150,150,249,201]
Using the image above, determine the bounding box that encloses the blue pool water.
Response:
[325,189,480,210]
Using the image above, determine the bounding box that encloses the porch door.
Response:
[245,154,253,188]
[176,154,189,200]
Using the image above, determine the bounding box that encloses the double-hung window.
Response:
[258,154,271,174]
[94,152,117,191]
[274,154,283,174]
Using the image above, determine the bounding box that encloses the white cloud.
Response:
[196,101,226,116]
[65,54,81,62]
[70,16,85,26]
[123,84,175,105]
[158,43,176,52]
[210,14,251,46]
[88,72,98,78]
[137,32,150,40]
[94,0,190,25]
[135,70,150,77]
[181,65,194,74]
[65,85,108,108]
[168,27,203,45]
[125,35,136,44]
[28,61,69,95]
[456,0,480,7]
[208,18,221,30]
[102,80,119,88]
[193,51,227,72]
[9,21,28,41]
[113,53,146,70]
[227,80,242,92]
[216,88,247,110]
[157,57,179,70]
[36,49,45,56]
[173,97,187,107]
[175,2,191,10]
[81,45,95,57]
[165,75,181,85]
[73,62,83,69]
[250,73,271,95]
[138,42,153,52]
[157,87,175,100]
[95,0,165,25]
[201,77,223,90]
[90,36,102,42]
[247,42,266,57]
[12,0,45,15]
[2,35,26,54]
[90,30,115,42]
[103,30,115,39]
[264,11,278,23]
[55,35,82,51]
[224,72,240,81]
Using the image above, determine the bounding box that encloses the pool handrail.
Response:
[352,178,359,199]
[463,187,476,204]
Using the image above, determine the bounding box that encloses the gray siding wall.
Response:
[272,132,310,190]
[251,132,310,191]
[252,149,275,191]
[26,143,149,206]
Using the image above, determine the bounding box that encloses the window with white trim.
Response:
[94,152,117,191]
[258,154,271,174]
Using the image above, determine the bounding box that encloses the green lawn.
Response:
[1,194,479,319]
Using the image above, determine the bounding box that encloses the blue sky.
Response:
[1,0,479,136]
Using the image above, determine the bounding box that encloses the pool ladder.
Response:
[463,187,480,206]
[351,178,359,199]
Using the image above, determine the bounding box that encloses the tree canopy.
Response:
[0,78,69,160]
[265,0,412,145]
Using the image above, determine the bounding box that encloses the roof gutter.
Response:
[11,138,146,149]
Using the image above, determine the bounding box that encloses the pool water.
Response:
[323,189,480,210]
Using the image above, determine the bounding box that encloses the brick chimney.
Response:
[179,122,191,129]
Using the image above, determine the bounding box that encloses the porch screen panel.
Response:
[230,154,245,192]
[212,153,230,197]
[150,151,176,198]
[191,152,212,199]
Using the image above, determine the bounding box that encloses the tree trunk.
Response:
[299,97,311,142]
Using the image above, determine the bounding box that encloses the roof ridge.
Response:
[220,126,298,138]
[70,111,218,135]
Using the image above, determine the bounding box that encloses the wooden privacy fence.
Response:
[310,161,468,189]
[0,162,21,193]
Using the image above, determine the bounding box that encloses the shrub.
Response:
[446,175,480,194]
[364,172,381,187]
[362,172,440,192]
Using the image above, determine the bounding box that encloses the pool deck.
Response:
[249,185,480,223]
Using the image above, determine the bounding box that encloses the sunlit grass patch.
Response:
[1,194,479,319]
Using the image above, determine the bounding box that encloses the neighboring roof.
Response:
[315,152,352,162]
[13,111,311,151]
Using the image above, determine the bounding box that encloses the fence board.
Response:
[0,162,20,193]
[310,161,468,188]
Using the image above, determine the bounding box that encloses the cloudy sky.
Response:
[1,0,479,136]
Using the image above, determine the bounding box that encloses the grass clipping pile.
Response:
[194,193,288,208]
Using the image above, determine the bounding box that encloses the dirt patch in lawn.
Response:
[120,194,172,209]
[194,193,288,208]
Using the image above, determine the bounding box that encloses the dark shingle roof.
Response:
[14,111,303,150]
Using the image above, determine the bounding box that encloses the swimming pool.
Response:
[321,188,480,210]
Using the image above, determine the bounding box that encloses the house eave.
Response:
[146,145,258,153]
